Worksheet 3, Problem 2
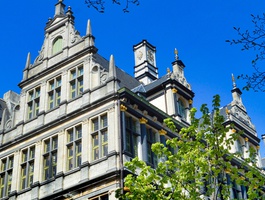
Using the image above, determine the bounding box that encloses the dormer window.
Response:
[52,36,63,55]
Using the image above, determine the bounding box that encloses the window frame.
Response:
[66,124,82,171]
[177,98,186,120]
[27,87,41,120]
[69,66,84,99]
[43,135,58,180]
[0,155,13,198]
[91,114,108,161]
[47,76,62,110]
[146,128,158,167]
[125,115,139,158]
[20,146,35,190]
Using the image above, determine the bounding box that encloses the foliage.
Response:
[116,95,265,200]
[226,14,265,92]
[84,0,140,13]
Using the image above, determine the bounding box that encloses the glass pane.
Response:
[49,80,55,90]
[1,159,6,171]
[78,67,83,76]
[52,137,58,150]
[71,70,76,80]
[8,157,13,169]
[76,142,82,153]
[30,147,35,159]
[93,148,99,160]
[102,144,108,157]
[35,88,40,98]
[56,77,62,87]
[101,115,107,128]
[68,145,73,157]
[93,134,99,146]
[125,131,131,152]
[76,126,82,138]
[68,129,74,142]
[92,119,99,131]
[22,150,28,162]
[44,140,50,153]
[68,158,73,170]
[102,130,108,143]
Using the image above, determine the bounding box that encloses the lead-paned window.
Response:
[66,125,82,170]
[43,136,58,180]
[69,66,83,99]
[125,116,139,157]
[92,114,108,160]
[48,76,61,109]
[0,156,13,198]
[20,146,35,190]
[27,87,40,119]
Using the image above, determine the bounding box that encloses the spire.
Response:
[55,0,65,16]
[86,19,92,35]
[109,55,116,78]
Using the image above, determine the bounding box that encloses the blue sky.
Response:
[0,1,265,156]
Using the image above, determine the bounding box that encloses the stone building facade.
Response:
[0,1,263,199]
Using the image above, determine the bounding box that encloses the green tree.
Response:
[226,14,265,92]
[116,95,265,200]
[85,0,140,13]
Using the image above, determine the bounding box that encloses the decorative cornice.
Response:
[159,129,167,135]
[120,104,127,112]
[139,117,148,124]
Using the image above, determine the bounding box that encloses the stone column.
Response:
[139,117,148,162]
[120,104,127,152]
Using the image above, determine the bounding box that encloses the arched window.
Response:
[52,37,63,55]
[178,99,186,119]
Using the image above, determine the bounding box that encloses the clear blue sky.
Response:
[0,1,265,155]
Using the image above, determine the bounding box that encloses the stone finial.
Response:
[86,19,92,35]
[55,0,65,16]
[25,52,31,70]
[174,48,179,60]
[232,73,236,88]
[109,55,116,78]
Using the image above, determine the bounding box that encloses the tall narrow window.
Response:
[69,66,83,99]
[48,76,61,110]
[178,99,186,120]
[0,156,13,198]
[43,136,58,180]
[147,128,157,167]
[125,116,139,157]
[52,37,63,55]
[92,114,108,160]
[66,125,82,170]
[21,146,35,190]
[235,139,243,156]
[27,87,40,120]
